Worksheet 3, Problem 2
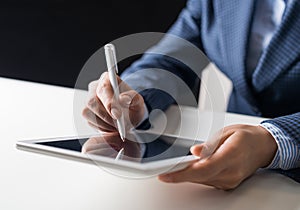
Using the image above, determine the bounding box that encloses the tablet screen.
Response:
[37,132,200,163]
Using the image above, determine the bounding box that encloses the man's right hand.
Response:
[82,72,146,132]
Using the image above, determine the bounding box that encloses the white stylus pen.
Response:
[104,44,126,141]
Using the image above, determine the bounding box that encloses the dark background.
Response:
[0,0,186,89]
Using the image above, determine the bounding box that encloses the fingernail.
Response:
[190,145,196,152]
[190,145,201,157]
[122,95,132,105]
[111,108,121,119]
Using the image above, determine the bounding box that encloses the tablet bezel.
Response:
[16,133,200,175]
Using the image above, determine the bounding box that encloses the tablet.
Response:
[16,131,202,177]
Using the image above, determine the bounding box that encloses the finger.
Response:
[87,79,115,127]
[190,137,226,159]
[87,118,116,132]
[119,90,144,109]
[117,77,132,93]
[86,96,115,127]
[199,128,235,158]
[158,161,218,184]
[83,107,115,129]
[96,72,122,119]
[88,80,98,95]
[82,107,116,132]
[190,144,205,157]
[119,90,145,128]
[87,122,102,132]
[158,164,200,183]
[191,143,217,159]
[159,141,230,183]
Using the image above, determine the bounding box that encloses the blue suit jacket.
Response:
[122,0,300,181]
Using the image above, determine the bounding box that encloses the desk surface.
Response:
[0,77,299,210]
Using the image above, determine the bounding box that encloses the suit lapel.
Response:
[218,0,257,105]
[252,0,300,92]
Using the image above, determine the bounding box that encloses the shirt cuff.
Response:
[260,123,300,170]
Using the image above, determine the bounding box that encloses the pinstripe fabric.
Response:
[260,123,300,169]
[263,113,300,167]
[122,0,300,181]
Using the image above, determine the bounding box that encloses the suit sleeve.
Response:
[121,0,207,114]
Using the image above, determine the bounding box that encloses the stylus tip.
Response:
[120,134,125,142]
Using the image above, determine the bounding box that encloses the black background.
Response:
[0,0,186,89]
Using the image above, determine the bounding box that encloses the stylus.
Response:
[104,43,126,141]
[115,148,124,160]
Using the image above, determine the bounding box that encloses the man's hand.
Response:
[158,124,278,190]
[82,72,145,132]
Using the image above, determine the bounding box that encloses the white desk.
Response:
[0,77,299,210]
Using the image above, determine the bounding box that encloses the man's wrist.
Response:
[260,123,300,170]
[257,125,278,168]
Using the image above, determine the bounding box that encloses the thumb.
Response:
[190,143,213,159]
[119,90,143,108]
